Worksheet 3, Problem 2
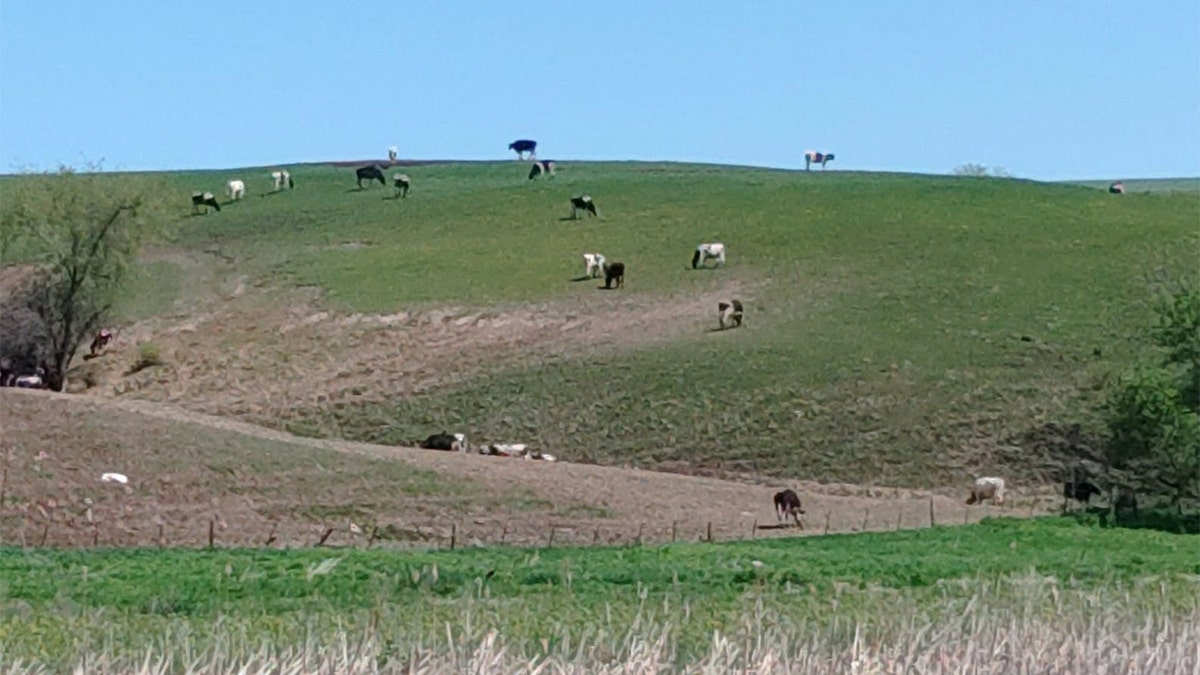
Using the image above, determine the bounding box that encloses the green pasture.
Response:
[1,518,1197,664]
[6,162,1199,485]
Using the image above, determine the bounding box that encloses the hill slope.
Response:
[10,162,1198,489]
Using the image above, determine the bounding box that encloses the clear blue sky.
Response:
[2,2,1197,180]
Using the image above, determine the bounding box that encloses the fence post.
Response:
[706,522,713,542]
[450,523,457,551]
[671,521,678,543]
[547,527,555,547]
[896,506,904,531]
[861,508,870,532]
[501,524,508,545]
[751,519,758,538]
[208,519,215,549]
[929,495,936,528]
[824,511,831,535]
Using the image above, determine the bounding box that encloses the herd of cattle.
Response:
[10,141,1141,533]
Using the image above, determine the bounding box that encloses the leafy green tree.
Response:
[0,165,175,390]
[1105,274,1200,507]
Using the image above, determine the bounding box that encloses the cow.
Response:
[966,476,1006,506]
[528,161,556,180]
[773,489,805,528]
[509,139,537,160]
[570,195,597,219]
[393,173,411,198]
[191,191,221,214]
[356,165,387,189]
[1064,479,1103,505]
[89,329,114,356]
[804,151,835,171]
[692,243,726,269]
[388,146,399,164]
[583,253,606,279]
[602,261,625,289]
[1109,181,1126,194]
[418,432,468,452]
[718,299,744,329]
[13,366,46,389]
[226,179,246,201]
[271,170,294,191]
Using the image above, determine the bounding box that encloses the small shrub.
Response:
[130,342,165,374]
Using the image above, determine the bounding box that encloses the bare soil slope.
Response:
[1,389,1052,550]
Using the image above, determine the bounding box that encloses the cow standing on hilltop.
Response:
[509,139,537,160]
[804,151,835,171]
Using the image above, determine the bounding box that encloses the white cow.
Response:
[226,180,246,200]
[271,170,293,191]
[692,242,726,269]
[966,476,1007,506]
[583,253,606,279]
[388,146,399,163]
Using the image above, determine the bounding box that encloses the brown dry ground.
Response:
[0,253,1063,550]
[0,389,1058,552]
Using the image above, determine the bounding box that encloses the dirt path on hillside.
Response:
[3,390,1055,548]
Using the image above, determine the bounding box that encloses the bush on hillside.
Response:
[1105,273,1200,508]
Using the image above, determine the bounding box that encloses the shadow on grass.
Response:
[1071,507,1200,535]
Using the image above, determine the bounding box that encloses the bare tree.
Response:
[0,164,174,391]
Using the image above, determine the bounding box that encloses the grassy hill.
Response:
[9,162,1200,488]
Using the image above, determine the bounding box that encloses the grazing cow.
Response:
[773,489,805,528]
[393,173,411,198]
[528,160,556,180]
[583,253,606,279]
[89,329,114,356]
[509,139,537,160]
[602,261,625,289]
[1109,181,1126,194]
[226,179,246,201]
[191,191,221,214]
[14,367,46,389]
[718,299,744,329]
[388,146,399,164]
[804,151,835,171]
[692,243,726,269]
[418,432,468,452]
[271,170,294,191]
[356,165,387,188]
[1064,478,1103,505]
[570,195,597,219]
[966,476,1006,506]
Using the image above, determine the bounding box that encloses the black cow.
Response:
[1064,479,1103,505]
[602,261,625,289]
[191,191,221,213]
[570,195,597,219]
[804,151,835,171]
[418,433,463,451]
[509,139,537,160]
[356,165,387,189]
[773,489,804,528]
[528,161,556,180]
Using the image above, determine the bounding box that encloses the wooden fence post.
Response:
[751,519,758,538]
[450,523,457,550]
[861,508,870,532]
[929,495,936,528]
[547,527,555,547]
[706,522,713,542]
[824,511,831,535]
[208,519,215,549]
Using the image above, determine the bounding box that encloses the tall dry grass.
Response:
[4,574,1198,674]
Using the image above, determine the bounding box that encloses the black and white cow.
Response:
[583,253,606,279]
[528,161,556,180]
[271,169,294,191]
[509,139,537,160]
[356,165,387,189]
[191,191,221,214]
[89,329,114,356]
[692,243,726,269]
[718,299,744,329]
[570,195,597,218]
[602,261,625,289]
[773,489,805,528]
[12,366,46,389]
[418,432,468,452]
[1109,181,1126,194]
[393,173,411,198]
[804,151,835,171]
